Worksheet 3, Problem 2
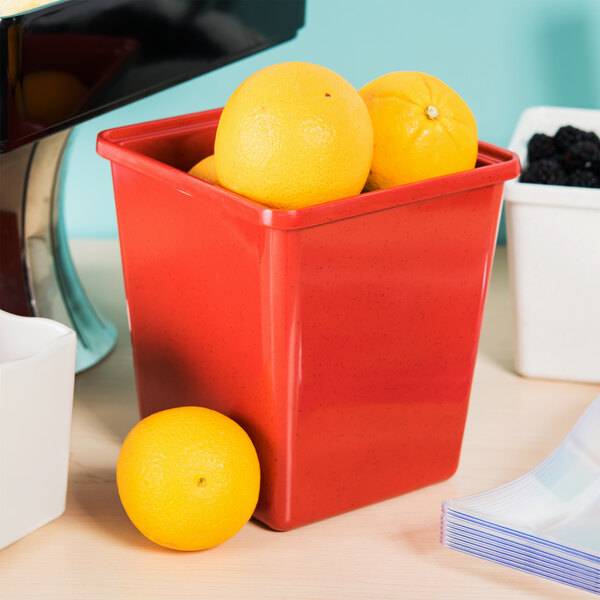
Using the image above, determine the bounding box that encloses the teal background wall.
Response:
[63,0,600,243]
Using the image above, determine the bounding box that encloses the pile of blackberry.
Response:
[520,125,600,188]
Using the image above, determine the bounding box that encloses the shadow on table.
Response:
[475,249,516,375]
[401,519,583,599]
[67,466,176,553]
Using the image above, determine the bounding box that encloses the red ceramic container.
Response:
[97,109,520,531]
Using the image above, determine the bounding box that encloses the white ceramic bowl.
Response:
[0,310,76,549]
[504,106,600,383]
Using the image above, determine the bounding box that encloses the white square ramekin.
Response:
[504,106,600,383]
[0,310,76,549]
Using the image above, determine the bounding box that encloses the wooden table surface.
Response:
[1,240,597,600]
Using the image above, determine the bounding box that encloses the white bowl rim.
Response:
[505,105,600,211]
[0,310,75,366]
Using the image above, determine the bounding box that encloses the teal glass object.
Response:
[54,147,117,372]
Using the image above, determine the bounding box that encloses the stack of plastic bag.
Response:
[441,396,600,595]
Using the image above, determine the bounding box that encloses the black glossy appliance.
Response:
[0,0,305,370]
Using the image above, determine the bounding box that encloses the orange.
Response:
[22,70,87,125]
[188,154,219,185]
[358,72,478,191]
[214,61,373,209]
[116,406,260,551]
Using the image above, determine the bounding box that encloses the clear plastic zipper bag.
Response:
[442,395,600,595]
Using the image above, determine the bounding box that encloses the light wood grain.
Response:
[0,241,597,600]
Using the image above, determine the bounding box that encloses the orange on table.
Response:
[116,406,260,551]
[214,61,374,209]
[359,71,478,191]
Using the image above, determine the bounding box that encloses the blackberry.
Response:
[554,125,600,152]
[520,158,567,185]
[587,130,600,147]
[566,169,600,188]
[563,140,600,172]
[526,133,557,161]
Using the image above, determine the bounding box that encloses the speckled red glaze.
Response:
[98,109,520,531]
